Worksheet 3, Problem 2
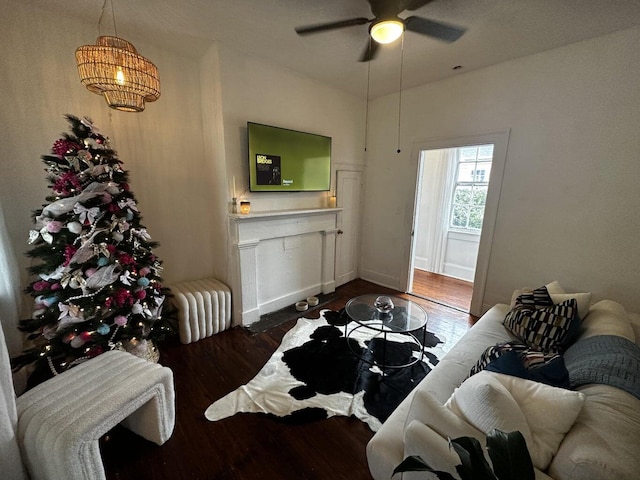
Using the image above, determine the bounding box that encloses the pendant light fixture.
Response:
[75,0,160,112]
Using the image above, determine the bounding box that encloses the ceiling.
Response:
[30,0,640,98]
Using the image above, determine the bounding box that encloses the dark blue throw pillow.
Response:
[485,350,529,378]
[527,355,570,389]
[476,344,571,389]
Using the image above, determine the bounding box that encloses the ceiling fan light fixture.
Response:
[370,19,404,44]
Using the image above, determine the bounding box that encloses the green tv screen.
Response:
[248,122,331,192]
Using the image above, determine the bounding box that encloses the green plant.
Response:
[393,429,534,480]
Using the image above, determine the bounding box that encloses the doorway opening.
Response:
[408,144,495,312]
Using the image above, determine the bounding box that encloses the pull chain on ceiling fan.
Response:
[294,0,466,62]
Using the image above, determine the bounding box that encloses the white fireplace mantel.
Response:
[229,208,341,326]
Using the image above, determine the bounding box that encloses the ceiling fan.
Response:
[295,0,466,62]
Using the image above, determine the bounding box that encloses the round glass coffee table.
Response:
[344,294,428,372]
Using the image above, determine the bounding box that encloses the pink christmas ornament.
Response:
[114,315,128,326]
[46,221,63,233]
[32,280,50,292]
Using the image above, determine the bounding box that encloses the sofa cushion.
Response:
[405,388,482,441]
[547,384,640,480]
[403,420,555,480]
[545,280,565,295]
[579,300,635,342]
[469,342,569,389]
[487,349,570,389]
[402,420,463,480]
[511,288,592,321]
[402,389,485,480]
[470,341,531,374]
[445,371,585,471]
[510,281,564,306]
[548,293,592,322]
[513,286,555,308]
[504,293,579,352]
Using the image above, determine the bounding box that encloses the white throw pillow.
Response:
[510,281,591,320]
[549,292,592,321]
[510,280,565,306]
[405,388,483,441]
[445,371,586,471]
[545,280,566,295]
[445,372,533,443]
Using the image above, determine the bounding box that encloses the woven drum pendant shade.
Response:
[75,36,160,112]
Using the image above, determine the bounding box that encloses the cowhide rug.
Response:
[204,309,446,431]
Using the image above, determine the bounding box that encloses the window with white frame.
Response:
[450,145,493,231]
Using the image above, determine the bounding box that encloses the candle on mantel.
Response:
[232,175,237,199]
[328,195,337,208]
[240,201,251,214]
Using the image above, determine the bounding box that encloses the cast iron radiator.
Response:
[170,278,232,344]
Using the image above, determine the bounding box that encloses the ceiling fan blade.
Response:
[399,0,437,11]
[359,40,380,62]
[404,16,466,42]
[295,17,370,35]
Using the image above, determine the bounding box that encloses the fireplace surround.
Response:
[229,208,341,326]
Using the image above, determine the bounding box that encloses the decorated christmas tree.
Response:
[15,115,173,377]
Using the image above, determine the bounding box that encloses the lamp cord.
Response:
[397,33,405,154]
[110,0,118,37]
[98,0,118,37]
[364,39,372,153]
[98,0,106,36]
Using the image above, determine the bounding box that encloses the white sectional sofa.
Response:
[366,287,640,480]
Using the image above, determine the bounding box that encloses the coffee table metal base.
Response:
[344,323,427,374]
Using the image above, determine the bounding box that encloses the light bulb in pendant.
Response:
[115,66,126,85]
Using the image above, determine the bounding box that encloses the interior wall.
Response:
[216,44,366,212]
[0,3,218,335]
[214,45,366,316]
[0,3,366,340]
[362,26,640,312]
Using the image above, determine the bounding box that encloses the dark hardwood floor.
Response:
[101,279,477,480]
[411,270,473,312]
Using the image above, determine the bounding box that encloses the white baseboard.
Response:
[413,256,429,271]
[241,307,261,327]
[322,280,336,294]
[359,269,400,291]
[254,283,323,322]
[442,262,475,282]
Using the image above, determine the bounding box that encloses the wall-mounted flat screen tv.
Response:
[248,122,331,192]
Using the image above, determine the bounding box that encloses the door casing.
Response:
[402,130,511,316]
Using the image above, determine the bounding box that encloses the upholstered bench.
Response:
[16,350,175,480]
